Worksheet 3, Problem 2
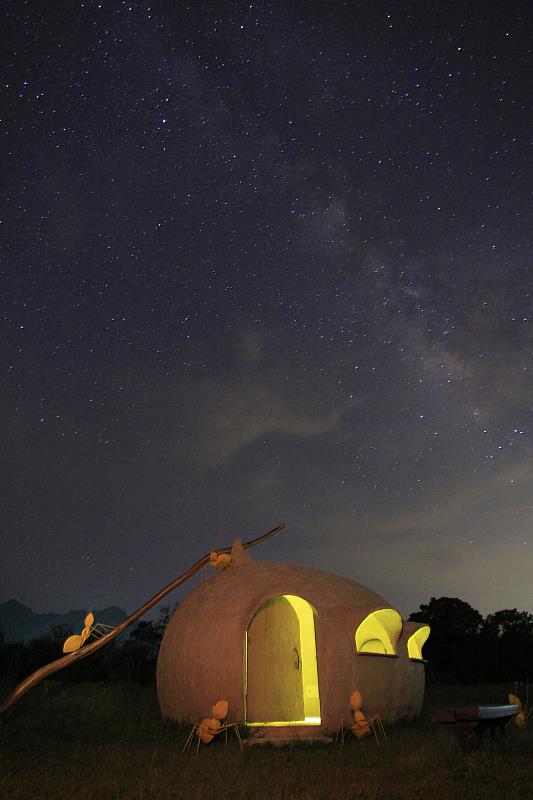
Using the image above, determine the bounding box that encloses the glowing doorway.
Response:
[245,594,321,725]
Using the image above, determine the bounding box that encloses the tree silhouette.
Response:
[410,598,533,684]
[484,609,533,636]
[410,597,483,683]
[480,609,533,682]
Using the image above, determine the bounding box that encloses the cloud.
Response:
[491,460,533,487]
[334,457,533,544]
[126,325,361,469]
[294,468,533,616]
[174,373,355,467]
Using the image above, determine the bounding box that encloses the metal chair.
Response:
[335,690,387,746]
[182,699,244,754]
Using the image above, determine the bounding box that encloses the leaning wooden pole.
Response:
[0,522,285,718]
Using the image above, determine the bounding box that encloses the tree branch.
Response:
[0,522,285,718]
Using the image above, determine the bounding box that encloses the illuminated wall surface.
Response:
[355,609,403,655]
[407,625,430,660]
[246,594,321,725]
[284,595,321,722]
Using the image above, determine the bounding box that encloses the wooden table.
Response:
[431,704,519,752]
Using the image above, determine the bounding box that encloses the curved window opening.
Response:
[407,625,430,660]
[245,594,321,726]
[355,608,402,655]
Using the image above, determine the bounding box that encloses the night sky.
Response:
[2,1,531,621]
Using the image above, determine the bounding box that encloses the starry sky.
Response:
[1,1,531,621]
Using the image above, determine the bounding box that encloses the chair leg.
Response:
[335,716,348,745]
[231,723,244,751]
[218,723,244,751]
[181,723,197,754]
[369,716,387,745]
[235,725,244,751]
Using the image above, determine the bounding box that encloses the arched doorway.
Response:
[245,595,321,725]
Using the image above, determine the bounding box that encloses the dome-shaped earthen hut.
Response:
[157,540,429,737]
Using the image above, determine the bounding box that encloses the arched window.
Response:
[407,625,430,660]
[355,609,402,655]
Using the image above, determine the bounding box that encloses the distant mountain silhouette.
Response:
[0,599,127,642]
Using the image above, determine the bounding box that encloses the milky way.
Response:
[1,1,531,617]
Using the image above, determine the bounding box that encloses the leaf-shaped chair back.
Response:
[212,699,229,720]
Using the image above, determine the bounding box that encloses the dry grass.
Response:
[0,681,531,800]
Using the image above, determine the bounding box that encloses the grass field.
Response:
[0,681,531,800]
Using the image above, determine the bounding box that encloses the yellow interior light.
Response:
[245,594,321,726]
[355,609,402,655]
[407,625,430,660]
[359,638,387,654]
[283,595,321,722]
